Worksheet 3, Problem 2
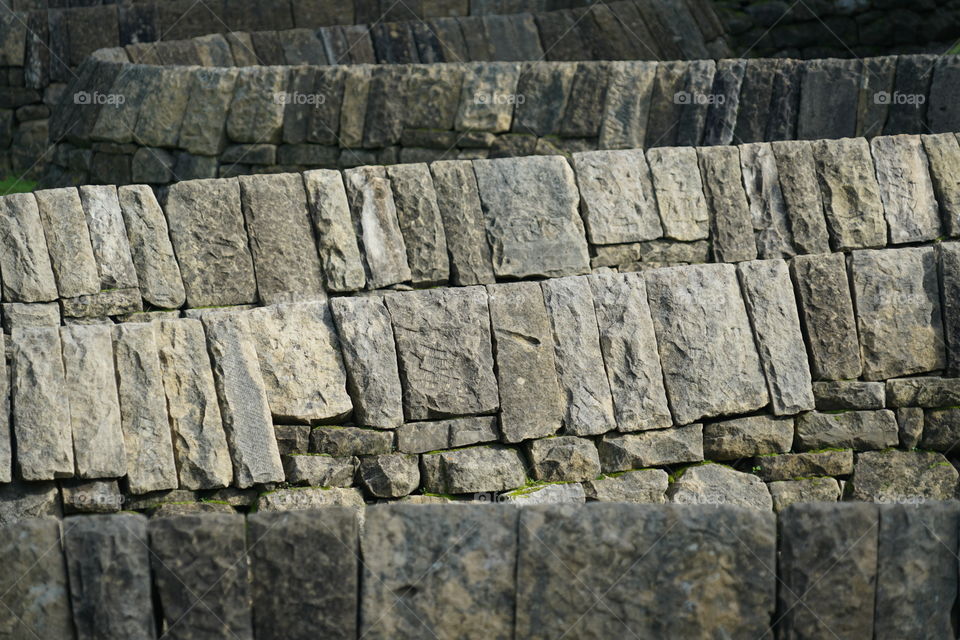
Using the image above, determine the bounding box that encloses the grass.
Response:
[0,176,38,196]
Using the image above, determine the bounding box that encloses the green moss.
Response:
[0,176,38,195]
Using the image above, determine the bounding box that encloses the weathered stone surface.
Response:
[583,469,668,503]
[386,287,498,420]
[359,454,420,498]
[539,277,616,436]
[179,67,238,155]
[78,185,139,292]
[765,58,801,140]
[343,166,412,289]
[754,449,854,482]
[164,178,258,307]
[420,445,526,494]
[527,436,600,483]
[812,137,887,250]
[396,416,498,454]
[598,60,656,149]
[703,415,793,460]
[311,426,393,457]
[513,61,576,136]
[133,66,191,148]
[516,504,776,638]
[430,160,495,286]
[113,323,178,494]
[473,155,589,278]
[920,408,960,453]
[813,381,885,410]
[248,509,359,640]
[857,57,896,138]
[871,135,941,244]
[795,410,899,452]
[502,483,586,505]
[0,480,61,524]
[12,327,73,480]
[768,477,841,512]
[668,464,772,510]
[740,142,794,259]
[897,407,923,449]
[0,193,58,302]
[226,66,285,143]
[117,185,185,309]
[34,187,100,299]
[589,272,672,432]
[770,140,831,255]
[0,335,7,482]
[157,319,233,490]
[274,425,310,456]
[697,145,756,263]
[886,376,960,408]
[256,487,365,512]
[645,264,768,424]
[64,514,155,640]
[852,247,945,380]
[303,169,365,292]
[646,146,710,241]
[149,513,253,640]
[778,503,878,640]
[572,149,662,245]
[283,455,355,487]
[61,324,126,479]
[61,287,143,318]
[61,479,123,515]
[486,282,562,442]
[849,450,958,503]
[598,424,703,472]
[922,134,960,237]
[790,252,863,380]
[942,243,960,376]
[1,302,60,332]
[385,163,450,285]
[362,505,517,638]
[798,58,860,140]
[456,62,521,132]
[245,302,352,423]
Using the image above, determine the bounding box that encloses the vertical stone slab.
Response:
[238,173,326,304]
[645,264,769,425]
[598,61,657,150]
[226,66,286,143]
[851,247,945,380]
[430,160,495,286]
[857,56,896,138]
[361,505,518,639]
[0,333,8,484]
[61,325,126,479]
[778,503,878,640]
[156,319,233,490]
[78,185,140,292]
[702,58,745,146]
[927,56,960,133]
[202,313,284,488]
[343,166,412,289]
[133,66,192,148]
[163,178,258,307]
[870,134,941,244]
[644,60,686,148]
[12,327,73,480]
[697,145,756,263]
[812,137,887,250]
[0,193,58,302]
[487,281,563,443]
[942,242,960,376]
[64,514,155,640]
[150,513,253,640]
[112,323,178,494]
[770,140,831,255]
[797,58,860,140]
[923,133,960,238]
[646,146,710,242]
[885,54,936,135]
[511,62,574,135]
[385,287,499,420]
[179,67,239,155]
[589,272,672,432]
[329,296,404,429]
[765,58,802,141]
[739,142,794,259]
[734,58,777,143]
[33,187,101,299]
[385,163,450,285]
[737,260,815,415]
[455,62,520,133]
[248,509,359,640]
[303,169,366,292]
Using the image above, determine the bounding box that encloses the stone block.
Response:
[396,416,498,454]
[886,376,960,408]
[922,134,960,237]
[850,450,958,503]
[598,424,704,472]
[703,415,794,460]
[812,137,886,250]
[795,410,899,452]
[256,487,364,512]
[456,62,520,132]
[797,58,860,140]
[813,381,885,410]
[226,66,286,144]
[385,163,450,285]
[768,477,841,512]
[755,448,854,482]
[0,193,57,302]
[697,145,756,263]
[583,469,669,503]
[430,160,495,286]
[133,67,191,148]
[343,166,412,289]
[358,453,420,498]
[871,135,941,243]
[668,464,772,510]
[33,187,100,299]
[117,185,185,309]
[740,142,794,259]
[770,140,830,254]
[303,169,365,292]
[527,436,600,483]
[646,146,709,242]
[311,426,393,457]
[920,408,960,452]
[420,445,526,494]
[179,67,238,156]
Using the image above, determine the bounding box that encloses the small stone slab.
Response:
[851,247,945,380]
[456,62,521,132]
[811,138,886,250]
[813,381,885,411]
[850,450,958,502]
[702,415,794,460]
[343,166,412,289]
[921,408,960,452]
[0,193,58,302]
[283,455,355,487]
[527,436,600,483]
[922,134,960,237]
[740,142,794,259]
[473,155,590,278]
[768,478,840,512]
[897,407,924,449]
[386,287,498,420]
[78,185,139,292]
[256,487,365,512]
[117,185,185,309]
[359,453,420,498]
[702,58,745,146]
[430,160,495,286]
[583,469,669,503]
[0,336,7,482]
[385,163,450,285]
[697,145,756,263]
[645,264,768,425]
[770,140,831,254]
[303,169,366,292]
[794,410,899,451]
[646,146,710,242]
[420,445,526,494]
[0,481,61,525]
[33,187,100,299]
[513,61,576,136]
[1,302,60,332]
[61,480,123,515]
[598,424,704,472]
[311,427,393,457]
[598,60,658,149]
[503,483,586,505]
[668,464,772,511]
[396,416,498,454]
[871,135,941,244]
[754,449,854,482]
[886,376,960,408]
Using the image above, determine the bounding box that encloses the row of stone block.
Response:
[1,502,956,639]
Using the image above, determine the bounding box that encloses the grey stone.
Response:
[812,137,887,250]
[754,449,854,482]
[702,58,746,146]
[598,61,658,149]
[164,178,258,307]
[813,381,886,410]
[386,287,498,420]
[386,163,450,285]
[770,140,831,255]
[896,407,924,449]
[396,416,498,454]
[226,66,285,143]
[920,408,960,453]
[0,333,6,484]
[797,58,860,140]
[646,146,710,242]
[256,487,365,512]
[644,60,685,147]
[329,296,403,429]
[850,450,958,502]
[430,160,495,286]
[598,424,704,472]
[343,166,412,289]
[61,325,125,479]
[61,287,143,318]
[34,187,100,299]
[739,142,794,259]
[941,243,960,375]
[1,302,60,332]
[359,454,420,498]
[274,425,310,456]
[703,415,794,460]
[502,483,586,505]
[668,464,772,510]
[456,62,521,132]
[282,455,355,487]
[929,56,960,132]
[795,410,899,452]
[922,134,960,237]
[473,155,589,278]
[133,67,191,148]
[583,469,669,503]
[513,61,576,136]
[697,145,756,263]
[768,477,841,512]
[156,319,233,490]
[117,185,186,309]
[245,302,352,423]
[302,169,366,292]
[733,58,777,143]
[420,445,526,494]
[80,184,140,292]
[0,480,61,524]
[179,67,238,155]
[338,67,371,148]
[871,135,941,244]
[0,193,58,302]
[851,247,945,380]
[527,436,600,483]
[61,479,123,515]
[857,57,896,138]
[149,514,253,640]
[311,427,393,457]
[886,376,960,408]
[645,264,768,424]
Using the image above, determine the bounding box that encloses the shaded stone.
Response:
[754,449,854,482]
[770,140,831,254]
[283,455,355,487]
[812,137,886,250]
[0,481,61,525]
[502,483,586,505]
[795,410,899,452]
[527,436,600,483]
[871,135,941,244]
[886,376,960,408]
[646,146,709,242]
[133,67,191,148]
[857,57,896,138]
[420,445,526,494]
[597,60,657,149]
[797,58,860,140]
[256,487,365,511]
[274,425,310,456]
[850,450,958,502]
[311,427,393,457]
[456,62,520,132]
[513,62,576,136]
[703,415,793,460]
[765,58,802,140]
[117,185,185,309]
[430,160,495,286]
[583,469,669,503]
[303,169,366,292]
[226,66,285,143]
[702,58,745,146]
[697,145,756,263]
[0,332,7,483]
[920,408,960,453]
[928,56,960,133]
[396,416,498,454]
[739,142,793,259]
[922,134,960,238]
[668,464,772,510]
[0,193,58,302]
[733,58,776,143]
[343,166,412,289]
[598,424,704,472]
[896,407,924,450]
[61,479,123,515]
[34,187,100,299]
[179,67,239,156]
[813,381,885,411]
[385,163,450,285]
[359,454,420,498]
[768,477,841,512]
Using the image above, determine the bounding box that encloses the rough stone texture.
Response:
[646,146,710,241]
[739,142,794,259]
[921,408,960,453]
[156,319,233,490]
[117,185,186,309]
[386,287,498,420]
[248,509,359,640]
[179,67,238,155]
[790,253,863,380]
[589,272,672,432]
[61,324,126,479]
[583,469,669,503]
[851,247,945,380]
[343,166,412,289]
[430,160,495,286]
[1,302,60,332]
[164,178,258,307]
[897,407,924,450]
[778,503,878,640]
[886,376,960,408]
[386,163,450,285]
[0,193,58,302]
[697,145,756,263]
[61,480,123,515]
[64,514,155,640]
[61,287,142,318]
[256,487,365,512]
[795,410,899,452]
[359,454,420,498]
[871,135,941,244]
[645,264,768,424]
[812,138,887,250]
[502,483,586,505]
[329,296,403,428]
[516,504,776,639]
[922,134,960,238]
[396,416,498,454]
[11,327,73,480]
[798,58,859,140]
[149,513,253,640]
[78,185,139,291]
[303,169,366,292]
[942,243,960,376]
[527,436,600,483]
[813,381,886,410]
[456,62,521,132]
[311,425,393,457]
[755,449,854,482]
[33,187,100,299]
[572,149,662,245]
[486,282,563,443]
[668,464,772,510]
[226,67,285,143]
[473,155,590,278]
[770,140,831,255]
[599,60,657,149]
[112,323,179,494]
[245,302,352,423]
[0,335,7,482]
[202,313,284,488]
[282,455,355,487]
[361,505,518,639]
[768,477,841,512]
[542,277,616,436]
[849,450,959,502]
[420,445,527,494]
[702,415,794,460]
[598,424,704,472]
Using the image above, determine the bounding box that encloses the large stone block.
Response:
[702,414,793,460]
[0,193,58,302]
[740,142,794,259]
[430,160,495,286]
[922,134,960,237]
[697,145,756,263]
[754,449,853,482]
[668,464,772,511]
[358,453,420,498]
[456,62,521,132]
[770,140,831,255]
[849,450,958,502]
[133,66,192,148]
[871,135,941,244]
[0,481,61,525]
[794,410,898,451]
[598,424,704,472]
[179,67,238,155]
[117,185,185,309]
[33,187,100,299]
[311,426,393,457]
[420,445,526,494]
[303,169,366,292]
[226,66,285,143]
[812,137,886,250]
[646,146,710,241]
[813,381,885,411]
[385,163,450,285]
[256,487,365,512]
[513,61,576,136]
[598,60,658,149]
[396,416,498,454]
[885,376,960,408]
[797,58,860,140]
[343,166,412,289]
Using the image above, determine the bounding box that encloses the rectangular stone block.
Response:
[702,58,745,146]
[343,166,412,289]
[795,410,899,451]
[697,145,756,263]
[226,66,285,143]
[646,146,709,242]
[456,62,521,132]
[561,61,610,138]
[857,56,896,138]
[0,333,8,484]
[421,445,526,494]
[33,187,100,299]
[871,135,941,244]
[733,58,776,143]
[765,58,801,141]
[133,66,192,148]
[1,302,60,333]
[797,58,860,140]
[385,163,450,285]
[598,424,703,472]
[812,137,886,250]
[813,381,885,411]
[941,243,960,375]
[922,133,960,237]
[0,193,58,302]
[770,140,831,254]
[303,169,366,292]
[739,142,794,259]
[396,416,498,454]
[886,376,960,408]
[513,61,576,136]
[282,454,355,487]
[598,60,657,149]
[179,67,238,155]
[430,160,495,286]
[703,414,794,460]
